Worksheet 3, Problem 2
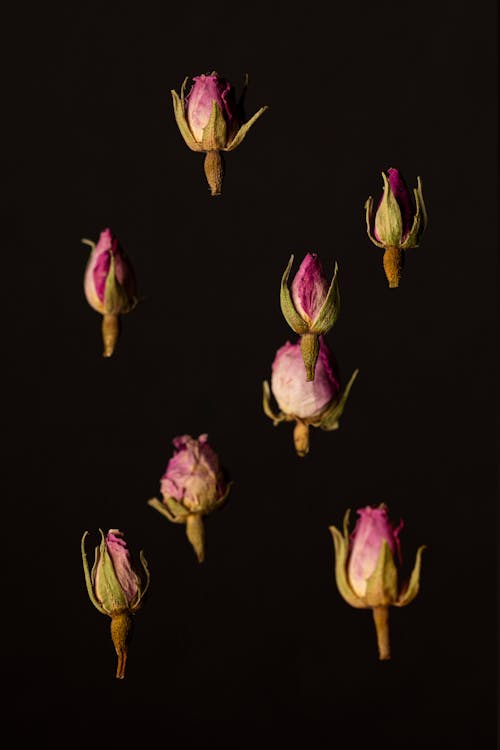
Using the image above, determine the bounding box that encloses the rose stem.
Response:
[110,611,132,679]
[372,605,391,660]
[101,313,119,357]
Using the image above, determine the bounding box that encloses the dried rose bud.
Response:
[280,253,340,381]
[81,529,150,679]
[365,168,427,288]
[82,228,138,357]
[148,434,231,562]
[329,504,425,660]
[263,338,358,457]
[171,71,268,196]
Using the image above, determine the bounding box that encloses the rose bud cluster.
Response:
[148,434,231,562]
[263,338,358,457]
[82,228,138,357]
[280,253,340,381]
[365,168,427,288]
[171,71,268,196]
[81,529,150,679]
[329,504,425,660]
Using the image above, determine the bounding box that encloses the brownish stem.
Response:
[204,150,224,196]
[110,611,132,679]
[382,246,404,288]
[293,421,310,457]
[300,333,320,381]
[186,513,205,563]
[101,313,119,357]
[372,605,391,660]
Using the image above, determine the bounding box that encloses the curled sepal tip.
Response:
[319,369,359,431]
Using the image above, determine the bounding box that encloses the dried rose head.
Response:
[263,338,358,457]
[329,504,425,660]
[81,529,150,679]
[82,228,138,357]
[148,434,231,562]
[365,168,427,288]
[280,253,340,381]
[171,71,268,196]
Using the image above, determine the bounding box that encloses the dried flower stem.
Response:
[204,150,224,196]
[372,605,390,660]
[293,421,310,457]
[383,246,404,288]
[102,313,119,357]
[110,611,132,679]
[186,513,205,563]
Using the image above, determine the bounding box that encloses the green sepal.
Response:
[329,510,366,609]
[262,380,285,425]
[103,253,136,315]
[81,531,107,615]
[401,177,427,249]
[166,496,190,518]
[94,529,129,615]
[374,171,403,247]
[131,550,151,612]
[395,545,426,607]
[280,255,309,334]
[147,496,187,524]
[81,238,96,251]
[201,101,228,151]
[224,106,269,152]
[310,261,340,334]
[213,481,233,511]
[319,368,359,431]
[365,196,385,248]
[171,85,203,152]
[180,76,189,108]
[364,540,399,607]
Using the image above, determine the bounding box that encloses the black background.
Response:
[4,1,497,748]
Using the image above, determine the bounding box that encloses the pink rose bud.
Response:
[329,504,425,661]
[185,73,239,144]
[280,253,340,381]
[82,228,138,357]
[171,71,268,196]
[263,338,358,457]
[148,434,231,563]
[81,529,150,679]
[365,168,427,288]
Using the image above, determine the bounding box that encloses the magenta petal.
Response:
[271,338,340,419]
[84,227,137,310]
[291,253,329,323]
[160,434,223,511]
[92,247,111,303]
[347,506,403,597]
[88,227,114,303]
[105,529,139,604]
[185,74,238,142]
[387,168,414,240]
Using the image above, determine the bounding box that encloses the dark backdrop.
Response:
[4,1,497,748]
